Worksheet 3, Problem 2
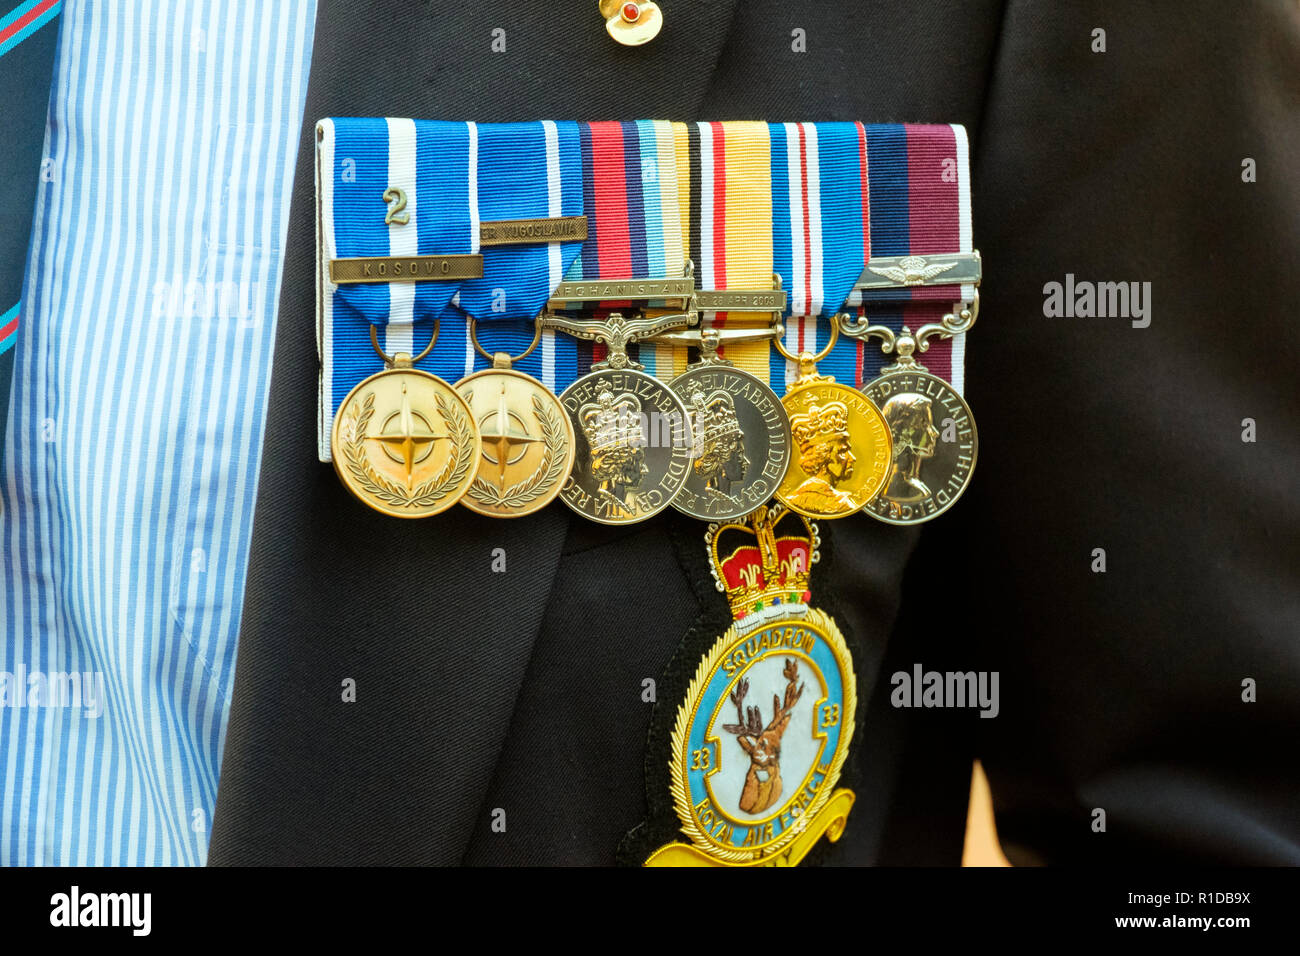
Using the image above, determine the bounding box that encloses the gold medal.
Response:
[840,297,980,524]
[332,323,480,518]
[456,320,576,519]
[773,320,891,519]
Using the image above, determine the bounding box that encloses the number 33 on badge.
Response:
[644,504,857,867]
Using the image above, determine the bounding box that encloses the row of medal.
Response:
[329,283,979,526]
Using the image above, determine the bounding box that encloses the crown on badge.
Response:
[579,389,644,454]
[707,503,820,620]
[789,400,849,447]
[689,389,743,446]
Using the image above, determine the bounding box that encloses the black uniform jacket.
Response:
[208,0,1300,866]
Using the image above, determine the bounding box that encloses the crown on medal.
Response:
[789,400,850,447]
[579,389,644,453]
[707,504,821,621]
[689,389,742,446]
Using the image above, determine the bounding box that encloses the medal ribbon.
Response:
[318,118,584,458]
[682,121,872,394]
[844,123,974,392]
[450,120,684,395]
[684,121,776,386]
[564,120,687,380]
[683,122,973,395]
[435,120,586,393]
[317,119,973,460]
[768,121,871,392]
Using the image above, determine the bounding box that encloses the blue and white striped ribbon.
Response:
[317,118,584,459]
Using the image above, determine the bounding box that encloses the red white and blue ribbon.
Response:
[316,118,973,460]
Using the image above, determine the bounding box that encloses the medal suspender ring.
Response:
[771,315,839,373]
[467,315,544,367]
[370,320,438,367]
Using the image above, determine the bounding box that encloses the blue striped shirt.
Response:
[0,0,316,865]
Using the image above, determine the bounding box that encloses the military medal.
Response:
[678,121,892,522]
[844,264,982,524]
[846,322,978,524]
[656,325,791,521]
[544,312,695,525]
[455,319,576,518]
[643,504,857,866]
[772,320,892,519]
[863,362,976,523]
[332,323,481,518]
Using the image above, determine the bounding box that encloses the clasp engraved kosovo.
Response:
[329,254,483,284]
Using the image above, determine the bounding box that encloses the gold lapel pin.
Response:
[600,0,663,46]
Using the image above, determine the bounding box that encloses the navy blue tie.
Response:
[0,0,62,467]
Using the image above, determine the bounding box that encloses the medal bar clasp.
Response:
[547,277,695,309]
[692,272,787,316]
[854,251,981,290]
[329,254,484,284]
[546,260,696,311]
[479,215,589,247]
[838,286,980,362]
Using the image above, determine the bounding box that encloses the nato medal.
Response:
[860,328,977,524]
[667,328,791,522]
[455,321,577,519]
[332,335,481,519]
[645,504,857,866]
[773,325,892,520]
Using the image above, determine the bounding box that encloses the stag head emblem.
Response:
[722,659,805,815]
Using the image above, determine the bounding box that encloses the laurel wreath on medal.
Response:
[465,393,568,509]
[340,390,475,509]
[667,606,856,864]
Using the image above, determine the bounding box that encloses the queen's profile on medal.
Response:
[786,401,859,513]
[881,392,940,502]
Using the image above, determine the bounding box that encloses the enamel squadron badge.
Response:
[644,504,857,866]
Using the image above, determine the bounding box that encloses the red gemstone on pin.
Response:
[621,2,641,22]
